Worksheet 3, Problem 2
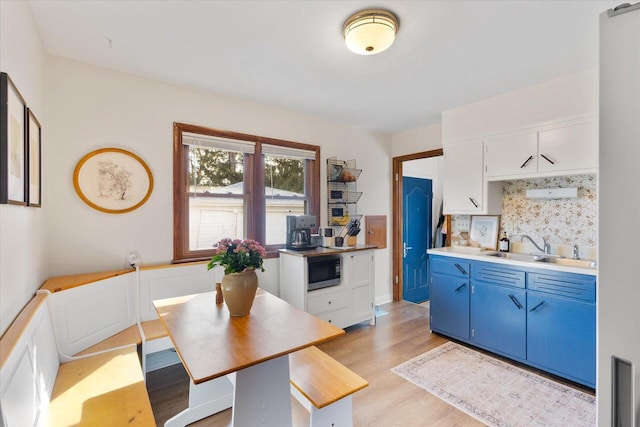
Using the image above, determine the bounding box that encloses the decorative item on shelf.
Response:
[207,238,266,316]
[327,157,362,227]
[469,215,500,250]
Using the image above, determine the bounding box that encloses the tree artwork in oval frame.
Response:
[73,148,153,214]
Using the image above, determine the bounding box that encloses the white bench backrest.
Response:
[0,299,58,427]
[46,274,136,357]
[139,263,214,321]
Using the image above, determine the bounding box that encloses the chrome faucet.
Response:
[573,244,580,260]
[521,235,551,254]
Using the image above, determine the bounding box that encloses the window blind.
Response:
[261,143,316,160]
[182,132,255,154]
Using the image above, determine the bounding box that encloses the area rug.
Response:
[392,342,595,427]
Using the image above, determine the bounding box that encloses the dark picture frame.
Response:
[27,108,41,207]
[0,72,27,205]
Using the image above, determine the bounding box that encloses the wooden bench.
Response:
[289,346,368,427]
[0,293,155,426]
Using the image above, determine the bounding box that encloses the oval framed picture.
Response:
[73,148,153,214]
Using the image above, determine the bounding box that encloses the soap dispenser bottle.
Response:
[499,231,510,252]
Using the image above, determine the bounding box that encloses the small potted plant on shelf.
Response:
[207,238,266,316]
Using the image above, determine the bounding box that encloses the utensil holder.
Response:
[346,236,357,246]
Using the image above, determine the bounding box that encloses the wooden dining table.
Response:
[153,288,345,427]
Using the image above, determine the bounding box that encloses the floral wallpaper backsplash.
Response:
[452,174,597,256]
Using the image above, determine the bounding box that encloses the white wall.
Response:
[0,2,49,335]
[391,123,442,156]
[45,57,393,303]
[442,69,598,143]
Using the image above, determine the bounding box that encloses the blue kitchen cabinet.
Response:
[471,262,527,359]
[430,256,470,341]
[428,254,595,387]
[471,281,526,360]
[527,271,596,387]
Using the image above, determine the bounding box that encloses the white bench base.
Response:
[164,375,234,427]
[291,386,354,427]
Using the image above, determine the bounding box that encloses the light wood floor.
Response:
[145,300,589,427]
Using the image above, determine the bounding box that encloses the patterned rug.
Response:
[392,342,595,427]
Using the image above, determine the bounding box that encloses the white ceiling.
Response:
[28,0,615,135]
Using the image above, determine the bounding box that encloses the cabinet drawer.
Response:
[430,257,470,278]
[307,290,349,315]
[527,272,595,302]
[473,263,525,288]
[315,307,349,328]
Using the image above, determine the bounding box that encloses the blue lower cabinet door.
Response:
[471,283,526,359]
[527,292,596,386]
[430,273,470,341]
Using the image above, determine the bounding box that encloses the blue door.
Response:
[402,177,432,303]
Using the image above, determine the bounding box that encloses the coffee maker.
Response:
[286,215,317,250]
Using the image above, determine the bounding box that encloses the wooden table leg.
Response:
[231,354,292,427]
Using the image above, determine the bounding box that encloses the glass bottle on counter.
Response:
[499,231,510,252]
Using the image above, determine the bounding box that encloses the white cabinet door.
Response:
[443,141,484,213]
[485,132,538,178]
[538,121,597,174]
[345,251,374,325]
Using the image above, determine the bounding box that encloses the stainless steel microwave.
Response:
[307,255,341,291]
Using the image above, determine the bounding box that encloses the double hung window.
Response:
[173,123,320,262]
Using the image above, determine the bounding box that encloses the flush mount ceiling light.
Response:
[343,8,399,55]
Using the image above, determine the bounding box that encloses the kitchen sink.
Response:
[486,252,549,262]
[537,257,597,269]
[486,252,597,269]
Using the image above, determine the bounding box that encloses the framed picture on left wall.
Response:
[0,72,27,205]
[27,108,41,207]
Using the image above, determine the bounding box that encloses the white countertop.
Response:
[427,247,597,276]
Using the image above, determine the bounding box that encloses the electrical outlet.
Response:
[503,219,514,233]
[457,217,470,231]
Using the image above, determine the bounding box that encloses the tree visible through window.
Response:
[173,123,319,262]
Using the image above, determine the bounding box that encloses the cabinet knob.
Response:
[328,301,332,305]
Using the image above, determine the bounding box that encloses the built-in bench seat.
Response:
[22,263,368,426]
[0,292,155,426]
[74,319,167,356]
[290,345,368,427]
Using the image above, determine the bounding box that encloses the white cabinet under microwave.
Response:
[279,249,375,329]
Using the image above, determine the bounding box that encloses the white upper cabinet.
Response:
[443,141,502,215]
[484,120,597,180]
[484,133,538,178]
[443,141,484,213]
[537,121,597,174]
